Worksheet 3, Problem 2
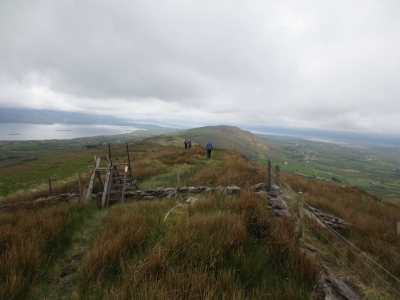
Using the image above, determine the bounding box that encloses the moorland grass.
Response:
[78,190,318,299]
[79,198,178,297]
[1,136,400,299]
[0,202,94,300]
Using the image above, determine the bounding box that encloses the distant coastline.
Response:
[0,123,143,141]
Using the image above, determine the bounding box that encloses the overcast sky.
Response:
[1,0,399,135]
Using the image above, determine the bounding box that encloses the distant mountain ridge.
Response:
[0,108,132,125]
[0,108,178,132]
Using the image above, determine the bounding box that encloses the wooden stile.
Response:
[86,143,137,207]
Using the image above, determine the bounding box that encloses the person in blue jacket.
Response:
[205,140,214,159]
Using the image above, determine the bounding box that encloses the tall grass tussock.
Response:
[0,203,93,299]
[79,189,318,299]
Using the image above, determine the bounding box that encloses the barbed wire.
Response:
[304,200,400,286]
[305,201,400,297]
[278,176,400,296]
[306,221,387,300]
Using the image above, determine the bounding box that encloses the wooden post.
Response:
[298,192,304,241]
[177,164,180,192]
[126,142,134,186]
[78,172,83,200]
[101,171,111,208]
[48,178,53,196]
[397,222,400,237]
[267,160,272,190]
[108,144,112,167]
[94,156,104,187]
[275,165,280,187]
[85,172,95,203]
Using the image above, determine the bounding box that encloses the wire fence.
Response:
[279,176,400,299]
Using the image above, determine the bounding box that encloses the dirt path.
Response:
[33,209,108,300]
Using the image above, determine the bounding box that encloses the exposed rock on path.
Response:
[1,186,243,211]
[266,184,360,300]
[306,205,353,229]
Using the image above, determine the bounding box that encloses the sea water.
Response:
[0,123,143,141]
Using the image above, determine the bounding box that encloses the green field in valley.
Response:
[258,134,400,203]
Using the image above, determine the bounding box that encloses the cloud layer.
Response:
[1,0,399,134]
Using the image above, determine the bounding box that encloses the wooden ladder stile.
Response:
[104,164,128,207]
[88,144,137,207]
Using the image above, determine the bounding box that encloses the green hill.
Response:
[171,125,269,160]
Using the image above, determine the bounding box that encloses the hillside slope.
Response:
[171,125,269,159]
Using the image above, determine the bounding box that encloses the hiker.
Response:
[188,140,192,149]
[184,140,188,149]
[205,140,214,159]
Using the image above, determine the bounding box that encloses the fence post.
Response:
[397,222,400,237]
[298,192,304,241]
[78,172,83,200]
[48,178,53,196]
[267,160,272,190]
[177,164,180,192]
[275,165,280,187]
[49,177,56,196]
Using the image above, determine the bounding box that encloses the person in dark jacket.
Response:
[205,140,214,159]
[184,140,188,149]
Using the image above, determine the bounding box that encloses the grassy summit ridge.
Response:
[171,125,269,159]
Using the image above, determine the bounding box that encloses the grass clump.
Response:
[79,198,177,298]
[79,190,318,299]
[0,203,93,300]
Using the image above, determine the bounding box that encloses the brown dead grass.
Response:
[80,190,318,299]
[188,149,266,187]
[282,172,400,291]
[0,203,89,299]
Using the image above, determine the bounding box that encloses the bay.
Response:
[0,123,143,141]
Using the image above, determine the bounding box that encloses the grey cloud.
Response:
[1,0,400,135]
